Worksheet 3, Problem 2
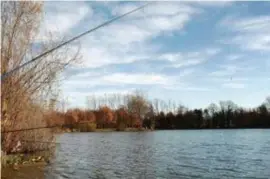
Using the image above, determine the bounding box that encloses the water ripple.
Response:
[45,129,270,179]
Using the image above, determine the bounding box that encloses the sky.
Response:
[37,1,270,109]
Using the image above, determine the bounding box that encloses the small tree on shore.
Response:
[126,91,150,127]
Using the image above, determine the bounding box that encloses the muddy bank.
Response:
[1,162,47,179]
[1,150,52,179]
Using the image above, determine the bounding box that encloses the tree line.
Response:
[48,91,270,131]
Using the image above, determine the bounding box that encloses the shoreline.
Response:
[56,127,153,133]
[1,162,47,179]
[58,127,270,134]
[1,151,51,167]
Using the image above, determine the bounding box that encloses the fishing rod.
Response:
[1,2,155,81]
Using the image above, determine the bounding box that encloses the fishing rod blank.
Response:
[1,2,155,81]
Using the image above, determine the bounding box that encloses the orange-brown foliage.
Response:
[46,111,65,127]
[84,110,96,122]
[130,113,142,128]
[117,108,129,120]
[95,106,114,128]
[45,104,144,131]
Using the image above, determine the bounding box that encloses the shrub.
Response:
[76,122,97,132]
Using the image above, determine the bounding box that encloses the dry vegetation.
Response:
[1,1,79,155]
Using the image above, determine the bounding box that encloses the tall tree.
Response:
[1,1,80,153]
[219,100,237,127]
[126,91,150,126]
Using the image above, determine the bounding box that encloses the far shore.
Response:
[55,127,153,133]
[57,127,270,134]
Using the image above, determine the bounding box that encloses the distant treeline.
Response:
[47,91,270,131]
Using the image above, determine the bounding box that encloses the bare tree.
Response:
[172,101,177,115]
[108,94,115,110]
[168,99,172,112]
[126,91,150,124]
[219,100,238,127]
[266,96,270,104]
[177,104,188,115]
[265,96,270,111]
[1,1,80,153]
[86,95,98,110]
[153,98,160,115]
[207,103,219,117]
[219,100,237,112]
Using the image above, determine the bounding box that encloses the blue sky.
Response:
[37,1,270,109]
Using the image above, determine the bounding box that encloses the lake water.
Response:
[45,129,270,179]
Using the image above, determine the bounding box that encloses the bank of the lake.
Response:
[1,162,47,179]
[55,127,153,133]
[1,151,50,179]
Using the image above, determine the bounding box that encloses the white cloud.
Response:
[216,77,249,82]
[227,54,243,61]
[70,2,203,68]
[174,59,204,68]
[159,48,220,68]
[90,23,152,46]
[64,73,172,88]
[229,34,270,51]
[164,85,213,92]
[37,2,220,70]
[210,77,270,84]
[36,2,91,42]
[178,68,195,77]
[220,15,270,51]
[210,66,237,77]
[221,15,270,33]
[111,2,200,17]
[64,67,198,93]
[72,71,103,78]
[186,1,233,7]
[66,89,133,98]
[102,73,170,85]
[77,45,154,68]
[143,14,191,32]
[222,82,246,89]
[209,63,255,77]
